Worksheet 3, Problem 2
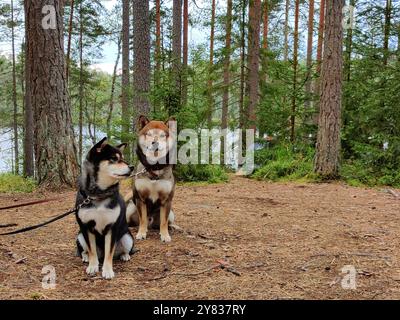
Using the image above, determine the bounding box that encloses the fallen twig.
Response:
[146,264,220,281]
[385,189,400,199]
[15,257,27,264]
[310,252,391,261]
[0,223,18,228]
[146,259,246,281]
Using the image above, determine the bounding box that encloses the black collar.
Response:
[79,182,119,202]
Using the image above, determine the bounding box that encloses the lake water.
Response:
[0,128,13,173]
[0,127,256,174]
[0,127,98,173]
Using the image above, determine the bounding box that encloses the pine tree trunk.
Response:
[261,0,269,85]
[121,0,130,160]
[171,0,182,114]
[182,0,189,107]
[79,2,83,163]
[290,0,300,142]
[11,0,19,175]
[316,0,326,76]
[397,23,400,62]
[221,0,233,130]
[66,0,74,81]
[304,0,315,114]
[207,0,216,128]
[26,0,79,188]
[263,0,268,51]
[107,35,122,137]
[247,0,261,130]
[283,0,289,61]
[314,0,344,179]
[133,0,151,119]
[314,0,326,125]
[383,0,392,66]
[239,0,247,129]
[23,10,34,177]
[344,0,355,82]
[155,0,161,83]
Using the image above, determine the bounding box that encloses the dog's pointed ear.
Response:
[165,117,176,127]
[138,115,150,130]
[116,143,127,153]
[93,137,108,153]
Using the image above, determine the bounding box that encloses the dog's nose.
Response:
[129,165,134,171]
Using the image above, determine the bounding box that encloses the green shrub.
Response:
[341,161,400,188]
[0,174,37,193]
[252,144,315,182]
[174,164,228,183]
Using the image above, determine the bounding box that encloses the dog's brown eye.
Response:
[110,156,118,163]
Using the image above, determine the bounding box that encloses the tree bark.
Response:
[66,0,74,82]
[314,0,326,124]
[261,0,269,84]
[221,0,233,130]
[121,0,130,160]
[11,0,19,175]
[304,0,315,113]
[290,0,300,142]
[314,0,344,179]
[383,0,392,66]
[239,0,247,129]
[133,0,151,120]
[79,1,83,163]
[344,0,355,82]
[247,0,262,130]
[182,0,189,107]
[107,35,122,137]
[263,0,268,51]
[23,10,34,177]
[316,0,326,77]
[207,0,216,128]
[26,0,79,188]
[171,0,182,115]
[155,0,161,83]
[283,0,289,61]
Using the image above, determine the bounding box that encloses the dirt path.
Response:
[0,176,400,300]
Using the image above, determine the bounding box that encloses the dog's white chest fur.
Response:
[78,202,120,233]
[135,178,173,202]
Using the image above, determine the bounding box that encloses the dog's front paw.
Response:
[160,233,171,243]
[81,252,89,263]
[120,253,131,262]
[102,268,115,280]
[136,231,147,240]
[86,264,99,276]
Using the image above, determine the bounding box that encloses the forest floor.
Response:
[0,175,400,300]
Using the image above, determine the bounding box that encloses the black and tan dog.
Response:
[76,138,135,279]
[125,116,176,243]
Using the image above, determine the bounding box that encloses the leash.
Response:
[0,169,148,236]
[0,197,92,236]
[129,168,147,178]
[0,197,61,211]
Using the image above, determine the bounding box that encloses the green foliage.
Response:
[0,174,37,193]
[252,145,315,182]
[175,164,228,183]
[341,160,400,188]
